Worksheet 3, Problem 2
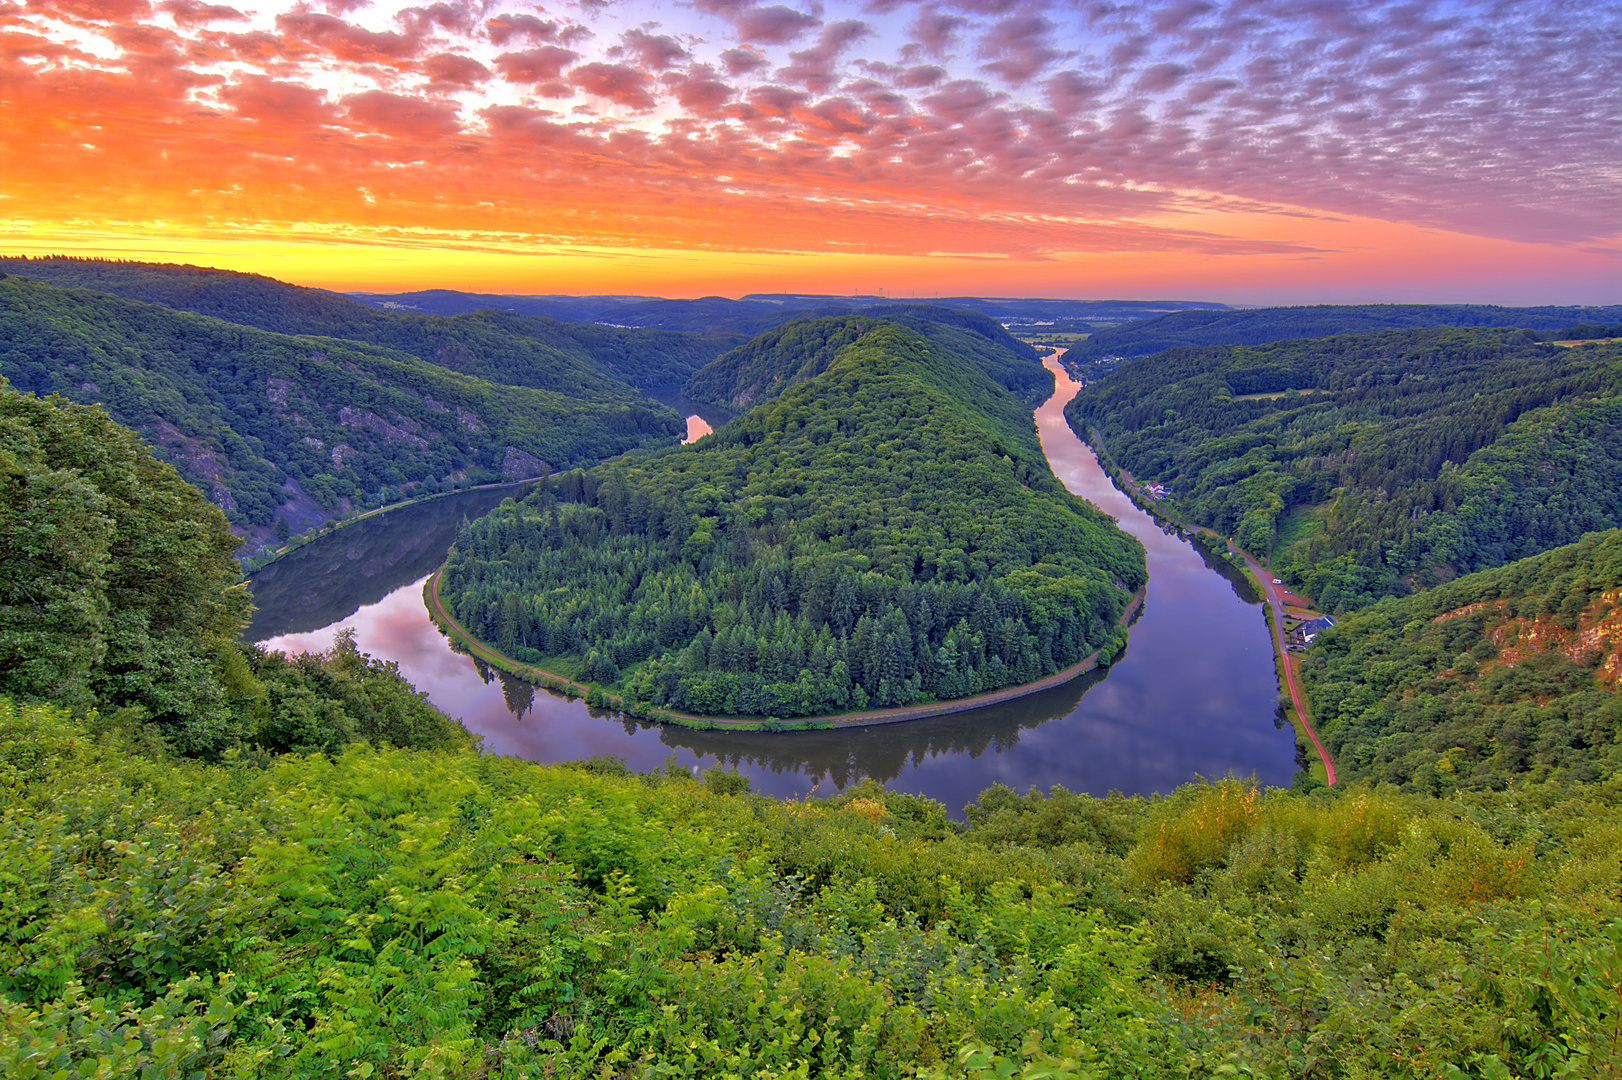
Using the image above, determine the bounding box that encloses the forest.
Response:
[4,299,1621,1078]
[1302,528,1622,792]
[0,275,684,534]
[439,318,1144,719]
[1066,327,1622,610]
[0,256,736,392]
[682,308,1052,410]
[1068,302,1622,361]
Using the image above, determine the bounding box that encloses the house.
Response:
[1300,615,1336,644]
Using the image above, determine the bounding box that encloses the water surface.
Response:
[251,361,1294,810]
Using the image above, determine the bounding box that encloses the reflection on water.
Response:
[245,483,536,641]
[248,364,1295,812]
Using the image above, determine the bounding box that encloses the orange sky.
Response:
[3,0,1618,303]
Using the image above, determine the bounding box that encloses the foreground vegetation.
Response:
[1067,327,1622,611]
[440,319,1144,719]
[6,700,1619,1078]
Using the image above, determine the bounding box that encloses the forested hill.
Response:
[0,256,734,392]
[1066,327,1622,611]
[1069,303,1622,361]
[0,275,682,540]
[441,319,1145,719]
[1303,529,1622,792]
[683,307,1049,411]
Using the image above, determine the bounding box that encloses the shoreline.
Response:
[425,566,1146,732]
[1073,422,1337,785]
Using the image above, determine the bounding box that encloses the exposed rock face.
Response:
[1435,589,1622,687]
[501,446,549,479]
[266,378,292,408]
[336,406,430,450]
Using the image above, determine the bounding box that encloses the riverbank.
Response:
[1074,423,1336,786]
[425,566,1146,732]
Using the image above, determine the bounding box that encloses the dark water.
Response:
[249,360,1294,810]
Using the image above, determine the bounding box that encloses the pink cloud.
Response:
[343,89,461,139]
[485,13,561,47]
[156,0,245,27]
[977,13,1058,85]
[733,5,819,45]
[493,45,577,84]
[275,12,424,64]
[721,46,768,75]
[218,73,336,129]
[421,51,489,89]
[619,28,687,71]
[570,61,655,109]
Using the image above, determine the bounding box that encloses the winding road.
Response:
[1229,544,1337,786]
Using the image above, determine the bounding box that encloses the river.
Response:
[247,358,1295,810]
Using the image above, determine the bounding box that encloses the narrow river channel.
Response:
[247,358,1295,811]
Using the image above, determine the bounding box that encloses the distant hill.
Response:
[345,287,1230,334]
[1303,528,1622,791]
[442,317,1144,717]
[683,306,1050,410]
[0,257,733,391]
[1070,303,1622,361]
[0,276,683,545]
[1067,326,1622,610]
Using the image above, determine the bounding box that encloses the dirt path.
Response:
[1229,545,1337,786]
[426,568,1144,730]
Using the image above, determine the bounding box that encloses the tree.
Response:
[0,379,251,753]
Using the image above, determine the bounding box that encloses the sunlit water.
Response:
[250,359,1294,811]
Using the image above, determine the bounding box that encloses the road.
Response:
[1229,544,1337,786]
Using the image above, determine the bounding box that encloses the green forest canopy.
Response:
[0,275,683,531]
[440,318,1145,719]
[1302,528,1622,793]
[682,308,1051,411]
[1068,302,1622,361]
[1066,327,1622,611]
[0,256,735,392]
[0,378,467,758]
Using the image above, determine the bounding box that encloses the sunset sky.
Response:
[3,0,1618,302]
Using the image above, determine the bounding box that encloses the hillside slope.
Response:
[683,307,1049,411]
[1067,327,1622,609]
[0,256,731,392]
[1303,529,1622,790]
[0,276,682,539]
[442,319,1144,718]
[1069,303,1622,361]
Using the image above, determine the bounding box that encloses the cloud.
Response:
[219,73,337,130]
[485,13,562,47]
[778,19,871,93]
[275,11,424,65]
[666,65,734,115]
[421,51,489,89]
[733,5,819,45]
[908,6,966,59]
[570,61,656,109]
[156,0,245,27]
[343,89,461,139]
[977,13,1058,85]
[618,28,688,70]
[493,45,577,84]
[721,47,769,75]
